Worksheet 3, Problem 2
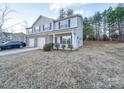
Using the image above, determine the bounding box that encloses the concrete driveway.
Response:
[0,48,39,57]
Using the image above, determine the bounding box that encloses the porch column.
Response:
[53,34,55,44]
[72,31,76,49]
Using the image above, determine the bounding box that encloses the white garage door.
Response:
[37,37,45,49]
[29,38,35,47]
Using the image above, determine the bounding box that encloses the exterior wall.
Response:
[71,17,77,28]
[46,35,53,44]
[76,16,83,47]
[71,29,78,49]
[48,35,53,43]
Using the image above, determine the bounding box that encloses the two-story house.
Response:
[26,14,83,50]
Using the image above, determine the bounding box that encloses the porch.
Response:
[47,31,77,50]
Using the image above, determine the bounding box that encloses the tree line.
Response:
[83,4,124,41]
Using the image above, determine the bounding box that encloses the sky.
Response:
[0,3,118,33]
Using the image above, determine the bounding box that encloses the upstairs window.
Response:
[35,26,41,32]
[68,19,70,28]
[49,23,52,30]
[39,26,41,32]
[43,25,45,31]
[58,22,60,29]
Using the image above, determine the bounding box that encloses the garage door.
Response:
[29,38,35,47]
[37,37,45,49]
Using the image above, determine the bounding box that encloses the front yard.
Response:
[0,41,124,88]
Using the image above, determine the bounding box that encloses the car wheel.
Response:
[0,48,2,51]
[19,45,23,48]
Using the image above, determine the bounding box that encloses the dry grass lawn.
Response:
[0,41,124,89]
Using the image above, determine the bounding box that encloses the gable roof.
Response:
[27,15,54,29]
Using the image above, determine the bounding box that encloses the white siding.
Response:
[32,16,53,33]
[70,17,77,28]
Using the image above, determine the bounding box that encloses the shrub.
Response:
[88,35,96,41]
[61,44,65,50]
[43,43,53,51]
[102,34,109,41]
[111,34,118,41]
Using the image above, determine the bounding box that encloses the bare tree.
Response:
[0,4,15,32]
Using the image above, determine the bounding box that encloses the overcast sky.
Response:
[0,3,118,33]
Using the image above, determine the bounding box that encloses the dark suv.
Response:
[0,41,26,50]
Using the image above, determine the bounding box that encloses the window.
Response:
[49,23,52,30]
[62,36,72,44]
[62,37,66,44]
[60,36,62,44]
[43,25,45,31]
[39,26,41,32]
[55,37,57,44]
[35,26,39,32]
[58,22,60,29]
[68,19,70,28]
[6,41,19,45]
[67,38,71,44]
[67,36,72,44]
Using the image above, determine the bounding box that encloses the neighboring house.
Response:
[0,32,11,43]
[26,14,83,49]
[10,33,26,42]
[0,32,26,43]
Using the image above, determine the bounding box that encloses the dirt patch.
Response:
[84,41,124,47]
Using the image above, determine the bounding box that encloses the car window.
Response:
[4,41,19,45]
[3,41,10,44]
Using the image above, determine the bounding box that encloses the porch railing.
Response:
[54,43,73,50]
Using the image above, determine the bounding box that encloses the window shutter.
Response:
[68,19,70,28]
